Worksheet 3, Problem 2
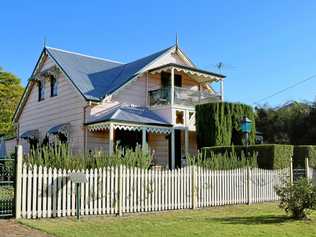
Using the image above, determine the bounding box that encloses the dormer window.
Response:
[38,80,45,101]
[50,76,58,97]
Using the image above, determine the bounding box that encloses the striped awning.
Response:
[20,130,39,140]
[149,63,225,83]
[47,123,70,136]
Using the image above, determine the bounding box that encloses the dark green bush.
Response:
[293,145,316,168]
[187,147,257,170]
[202,144,293,169]
[195,102,256,148]
[275,178,316,219]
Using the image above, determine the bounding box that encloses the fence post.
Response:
[118,165,123,216]
[305,158,310,179]
[15,145,23,219]
[192,166,197,209]
[290,157,294,184]
[247,166,252,205]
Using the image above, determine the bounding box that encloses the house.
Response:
[12,42,225,169]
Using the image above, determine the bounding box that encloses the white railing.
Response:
[148,87,221,106]
[17,165,289,219]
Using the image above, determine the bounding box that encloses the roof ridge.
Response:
[45,46,123,64]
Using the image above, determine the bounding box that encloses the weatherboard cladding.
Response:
[46,46,173,101]
[87,106,172,126]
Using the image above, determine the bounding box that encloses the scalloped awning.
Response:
[149,63,225,83]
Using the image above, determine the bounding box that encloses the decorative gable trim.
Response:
[13,48,90,122]
[110,45,195,98]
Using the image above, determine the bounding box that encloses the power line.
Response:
[253,73,316,105]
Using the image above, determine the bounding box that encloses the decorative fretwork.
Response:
[88,122,171,134]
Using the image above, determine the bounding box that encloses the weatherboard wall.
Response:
[18,57,86,154]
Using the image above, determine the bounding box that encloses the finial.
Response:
[176,33,179,50]
[44,36,47,48]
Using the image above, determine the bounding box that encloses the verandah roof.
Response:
[86,105,172,127]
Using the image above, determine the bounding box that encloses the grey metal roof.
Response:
[46,46,173,101]
[86,106,172,126]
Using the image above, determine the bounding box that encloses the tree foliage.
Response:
[0,67,24,138]
[255,101,312,144]
[196,102,256,148]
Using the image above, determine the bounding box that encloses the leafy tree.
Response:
[255,101,311,144]
[0,67,24,138]
[300,102,316,144]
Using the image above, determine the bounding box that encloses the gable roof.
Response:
[86,105,171,126]
[45,46,174,101]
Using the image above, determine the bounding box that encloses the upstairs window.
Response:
[161,72,182,88]
[50,76,58,97]
[38,81,45,101]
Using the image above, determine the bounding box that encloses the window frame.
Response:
[38,80,45,101]
[50,76,58,97]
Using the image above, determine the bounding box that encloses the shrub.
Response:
[202,144,293,169]
[293,145,316,168]
[187,147,257,170]
[195,102,256,148]
[275,178,316,219]
[24,143,153,170]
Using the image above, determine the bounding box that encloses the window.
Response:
[189,112,194,120]
[38,81,45,101]
[176,110,184,125]
[161,72,182,88]
[50,76,58,97]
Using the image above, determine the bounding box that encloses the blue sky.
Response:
[1,1,316,106]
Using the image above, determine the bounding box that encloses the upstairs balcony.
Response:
[149,86,221,106]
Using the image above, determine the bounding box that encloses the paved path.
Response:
[0,219,51,237]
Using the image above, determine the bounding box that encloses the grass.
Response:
[0,185,14,200]
[19,203,316,237]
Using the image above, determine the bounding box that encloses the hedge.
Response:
[293,145,316,168]
[202,144,293,169]
[195,102,256,148]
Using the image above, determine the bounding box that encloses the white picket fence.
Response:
[17,164,289,219]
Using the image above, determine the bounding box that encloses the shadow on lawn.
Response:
[206,215,293,225]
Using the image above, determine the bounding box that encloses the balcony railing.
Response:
[149,86,221,106]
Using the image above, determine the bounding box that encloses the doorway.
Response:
[169,129,182,169]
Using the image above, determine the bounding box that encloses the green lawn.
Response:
[20,203,316,237]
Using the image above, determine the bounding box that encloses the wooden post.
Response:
[118,165,123,216]
[109,123,114,155]
[290,157,294,184]
[15,145,23,219]
[142,127,148,153]
[184,128,189,158]
[305,158,310,179]
[192,166,197,209]
[76,183,80,220]
[247,166,252,205]
[171,67,175,105]
[171,129,175,169]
